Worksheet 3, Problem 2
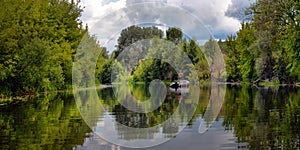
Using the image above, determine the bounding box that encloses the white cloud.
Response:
[79,0,250,51]
[80,0,126,28]
[167,0,243,38]
[225,0,254,21]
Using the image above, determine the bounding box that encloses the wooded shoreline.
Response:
[1,82,299,106]
[1,0,299,103]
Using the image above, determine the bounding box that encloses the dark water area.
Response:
[1,85,300,149]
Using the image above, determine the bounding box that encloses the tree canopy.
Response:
[224,0,300,84]
[98,26,209,84]
[2,0,300,97]
[0,0,106,95]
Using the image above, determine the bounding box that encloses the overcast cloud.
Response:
[79,0,253,51]
[225,0,255,21]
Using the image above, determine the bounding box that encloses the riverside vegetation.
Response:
[1,0,300,100]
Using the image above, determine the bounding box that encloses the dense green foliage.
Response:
[109,0,300,85]
[1,0,300,96]
[0,0,87,95]
[166,27,183,45]
[99,26,210,84]
[115,26,164,58]
[97,58,114,84]
[0,0,109,96]
[224,0,300,84]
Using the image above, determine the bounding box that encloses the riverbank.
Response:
[0,85,111,106]
[0,96,26,106]
[1,82,299,106]
[220,81,300,87]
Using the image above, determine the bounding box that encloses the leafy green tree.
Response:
[98,59,114,84]
[182,38,209,80]
[18,38,65,91]
[251,0,299,83]
[188,39,200,64]
[203,36,226,81]
[225,35,241,81]
[203,36,218,63]
[235,23,257,82]
[222,0,300,84]
[0,0,88,94]
[166,27,183,45]
[277,0,300,83]
[115,26,163,58]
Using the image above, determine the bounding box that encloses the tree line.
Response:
[1,0,300,96]
[0,0,107,96]
[224,0,300,84]
[97,26,210,84]
[102,0,300,85]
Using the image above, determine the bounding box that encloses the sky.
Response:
[79,0,254,51]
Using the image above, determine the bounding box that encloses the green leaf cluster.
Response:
[224,0,300,84]
[103,26,210,83]
[0,0,105,95]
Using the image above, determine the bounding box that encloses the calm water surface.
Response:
[1,85,300,149]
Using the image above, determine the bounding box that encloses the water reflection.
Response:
[86,84,199,147]
[90,85,300,149]
[0,93,91,149]
[1,86,300,149]
[223,86,300,149]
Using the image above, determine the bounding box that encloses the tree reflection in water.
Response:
[223,86,300,149]
[1,85,300,149]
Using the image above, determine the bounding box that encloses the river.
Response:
[1,85,299,149]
